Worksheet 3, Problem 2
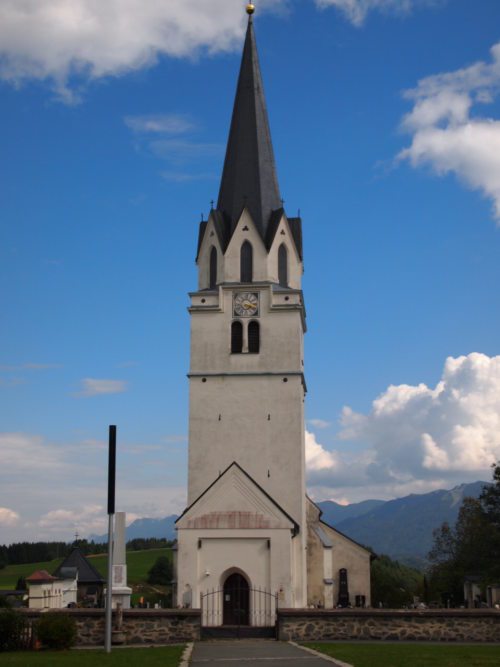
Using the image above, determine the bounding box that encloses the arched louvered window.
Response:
[231,321,243,353]
[209,246,217,289]
[240,241,253,283]
[278,244,288,287]
[248,320,260,354]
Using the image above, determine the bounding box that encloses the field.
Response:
[0,646,184,666]
[304,642,500,667]
[0,548,171,589]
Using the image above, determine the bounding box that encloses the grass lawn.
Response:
[0,548,172,589]
[304,642,500,667]
[0,646,184,666]
[0,560,63,589]
[86,548,172,585]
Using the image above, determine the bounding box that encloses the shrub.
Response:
[36,612,77,650]
[0,609,28,651]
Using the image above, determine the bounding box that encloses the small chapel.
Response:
[175,4,371,624]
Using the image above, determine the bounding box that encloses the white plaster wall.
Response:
[189,287,304,374]
[196,209,303,290]
[176,528,298,613]
[329,533,372,607]
[61,579,78,607]
[185,208,308,612]
[267,215,302,289]
[307,522,371,608]
[188,374,305,524]
[222,209,270,284]
[197,216,224,291]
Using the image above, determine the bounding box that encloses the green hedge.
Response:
[36,613,77,650]
[0,609,29,651]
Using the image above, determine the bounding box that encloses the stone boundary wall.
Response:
[277,609,500,643]
[19,609,201,646]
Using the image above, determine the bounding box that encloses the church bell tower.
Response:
[176,3,307,615]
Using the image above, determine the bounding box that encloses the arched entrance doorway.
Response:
[223,572,250,625]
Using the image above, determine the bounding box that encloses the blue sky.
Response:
[1,0,500,542]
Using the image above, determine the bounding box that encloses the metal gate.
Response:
[201,586,278,638]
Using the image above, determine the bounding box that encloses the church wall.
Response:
[306,522,371,608]
[197,217,223,291]
[187,374,305,524]
[224,211,269,285]
[189,287,304,374]
[196,210,303,292]
[267,216,302,290]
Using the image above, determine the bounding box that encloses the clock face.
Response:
[233,291,259,317]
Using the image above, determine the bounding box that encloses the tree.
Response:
[428,461,500,603]
[147,556,173,585]
[371,554,424,608]
[15,577,26,592]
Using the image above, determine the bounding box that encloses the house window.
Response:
[209,246,217,289]
[278,243,288,287]
[240,241,253,283]
[231,321,243,353]
[248,320,260,354]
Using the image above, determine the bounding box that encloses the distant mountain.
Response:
[89,515,177,543]
[317,499,386,526]
[331,481,487,565]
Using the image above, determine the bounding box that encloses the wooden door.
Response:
[223,573,250,625]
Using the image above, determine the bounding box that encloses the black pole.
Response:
[105,425,117,652]
[107,425,116,515]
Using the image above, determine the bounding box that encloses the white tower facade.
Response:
[176,9,307,616]
[175,7,372,621]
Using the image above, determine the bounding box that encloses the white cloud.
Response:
[0,507,20,526]
[150,139,223,164]
[0,430,187,542]
[0,362,61,371]
[0,0,284,101]
[161,170,217,183]
[398,42,500,223]
[305,430,339,471]
[341,352,500,474]
[306,353,500,502]
[0,432,65,471]
[38,504,106,536]
[124,114,195,135]
[316,0,434,26]
[308,418,332,429]
[79,378,128,396]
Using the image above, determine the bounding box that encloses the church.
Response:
[175,5,371,624]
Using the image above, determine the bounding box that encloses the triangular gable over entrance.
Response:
[176,462,298,534]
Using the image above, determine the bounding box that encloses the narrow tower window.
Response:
[209,246,217,289]
[231,321,243,353]
[248,320,260,354]
[240,241,253,283]
[278,243,288,287]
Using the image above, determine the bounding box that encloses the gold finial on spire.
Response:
[246,4,255,15]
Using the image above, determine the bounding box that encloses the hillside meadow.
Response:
[0,548,172,589]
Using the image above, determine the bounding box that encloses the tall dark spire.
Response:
[217,11,281,240]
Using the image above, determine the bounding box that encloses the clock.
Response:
[233,291,259,317]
